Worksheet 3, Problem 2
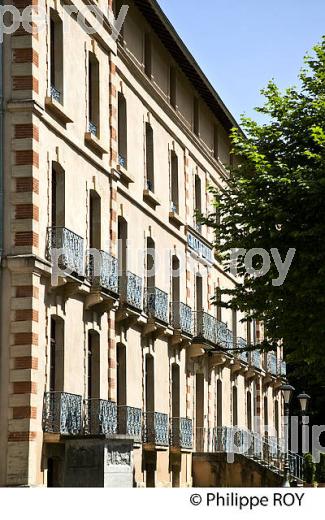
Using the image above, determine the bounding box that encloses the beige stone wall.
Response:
[0,0,285,488]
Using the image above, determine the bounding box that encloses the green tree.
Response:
[204,37,325,382]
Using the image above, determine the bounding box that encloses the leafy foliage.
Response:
[204,37,325,383]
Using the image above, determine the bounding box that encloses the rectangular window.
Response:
[50,11,63,103]
[144,33,152,78]
[88,54,100,136]
[213,125,219,159]
[193,97,199,136]
[169,66,177,108]
[118,92,127,168]
[170,151,179,213]
[145,123,154,192]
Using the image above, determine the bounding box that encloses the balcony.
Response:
[251,350,261,370]
[83,399,117,436]
[278,360,287,377]
[170,418,193,450]
[47,226,84,278]
[170,302,193,335]
[42,392,82,435]
[118,406,142,443]
[266,352,277,376]
[50,85,61,103]
[237,337,249,363]
[216,321,233,350]
[143,412,169,447]
[193,311,216,344]
[119,271,143,311]
[87,250,119,295]
[88,121,97,136]
[146,287,169,323]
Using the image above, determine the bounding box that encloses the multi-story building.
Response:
[0,0,297,487]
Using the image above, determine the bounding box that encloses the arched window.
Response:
[170,151,179,213]
[88,53,99,136]
[50,10,63,103]
[145,123,154,192]
[51,163,65,228]
[89,190,101,250]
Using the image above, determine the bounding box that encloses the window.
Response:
[117,343,127,407]
[50,11,63,103]
[213,125,219,159]
[89,190,101,250]
[232,309,237,346]
[88,53,99,136]
[247,391,252,431]
[49,316,64,392]
[51,163,65,228]
[215,287,222,322]
[217,380,223,427]
[144,33,152,78]
[193,97,199,136]
[88,331,100,400]
[118,92,127,168]
[264,396,269,436]
[194,174,202,232]
[169,66,177,108]
[146,237,155,289]
[145,123,154,192]
[170,151,179,213]
[232,386,238,427]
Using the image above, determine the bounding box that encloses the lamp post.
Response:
[280,384,295,487]
[297,391,311,466]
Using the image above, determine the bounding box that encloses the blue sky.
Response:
[157,0,325,123]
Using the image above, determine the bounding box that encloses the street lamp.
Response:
[297,391,311,414]
[280,384,295,487]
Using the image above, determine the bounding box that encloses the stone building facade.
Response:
[0,0,290,487]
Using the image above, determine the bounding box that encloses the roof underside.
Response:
[133,0,240,132]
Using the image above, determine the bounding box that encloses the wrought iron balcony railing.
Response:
[118,406,142,443]
[84,399,117,436]
[195,426,304,482]
[119,271,143,311]
[216,322,233,350]
[42,391,82,435]
[47,226,84,277]
[118,153,127,168]
[251,350,261,369]
[170,302,193,335]
[87,250,119,294]
[143,411,169,446]
[266,352,277,376]
[146,287,169,323]
[193,311,216,344]
[170,418,193,450]
[237,337,249,363]
[50,85,61,103]
[88,121,97,136]
[278,360,287,377]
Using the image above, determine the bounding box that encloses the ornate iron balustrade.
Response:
[193,311,216,344]
[195,426,303,482]
[267,352,277,376]
[119,271,143,311]
[118,406,142,442]
[143,412,169,446]
[87,249,118,294]
[42,392,82,435]
[146,287,169,323]
[50,85,61,103]
[118,153,127,168]
[47,226,84,277]
[170,418,193,450]
[278,360,287,377]
[237,337,249,363]
[88,121,97,136]
[170,302,193,335]
[251,350,261,369]
[84,399,117,436]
